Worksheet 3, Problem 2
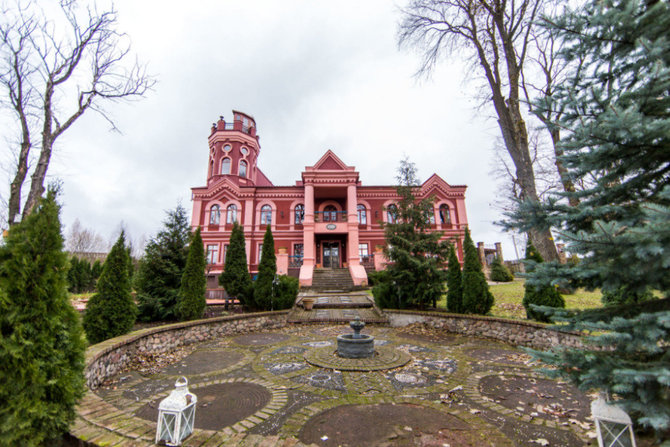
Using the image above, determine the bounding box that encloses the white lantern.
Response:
[591,394,637,447]
[155,377,197,446]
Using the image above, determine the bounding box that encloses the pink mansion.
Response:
[190,111,469,290]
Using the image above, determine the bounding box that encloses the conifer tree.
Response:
[375,158,449,309]
[254,226,277,310]
[490,256,514,282]
[135,205,190,321]
[446,243,463,313]
[219,222,253,307]
[67,256,81,293]
[0,190,85,446]
[83,232,137,344]
[510,0,670,436]
[521,240,564,322]
[177,227,207,320]
[461,228,494,314]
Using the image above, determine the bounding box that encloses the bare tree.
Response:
[522,18,581,207]
[399,0,559,261]
[0,0,155,226]
[66,218,107,253]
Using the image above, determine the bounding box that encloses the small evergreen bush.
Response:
[83,232,137,344]
[0,190,86,446]
[177,227,207,320]
[461,228,494,314]
[490,256,514,282]
[254,227,277,310]
[371,270,402,309]
[522,240,565,322]
[601,286,654,307]
[446,243,463,313]
[275,275,299,309]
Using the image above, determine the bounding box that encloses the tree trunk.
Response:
[8,132,30,226]
[494,98,559,262]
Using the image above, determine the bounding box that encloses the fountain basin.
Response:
[337,334,375,358]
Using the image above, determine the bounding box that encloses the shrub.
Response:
[446,243,463,313]
[83,232,137,344]
[371,270,402,309]
[254,227,277,310]
[523,283,565,322]
[461,228,494,314]
[0,190,86,446]
[601,286,654,307]
[274,275,299,310]
[522,239,565,322]
[490,256,514,282]
[177,227,207,320]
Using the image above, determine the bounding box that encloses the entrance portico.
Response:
[299,151,367,287]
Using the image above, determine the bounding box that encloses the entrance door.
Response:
[322,242,340,268]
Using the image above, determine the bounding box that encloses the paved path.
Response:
[72,324,595,446]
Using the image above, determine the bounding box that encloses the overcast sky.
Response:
[5,0,527,260]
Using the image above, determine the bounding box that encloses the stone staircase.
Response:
[288,291,388,324]
[309,268,355,291]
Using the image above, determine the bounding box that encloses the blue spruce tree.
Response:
[509,0,670,438]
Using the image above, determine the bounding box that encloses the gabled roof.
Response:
[255,168,274,187]
[310,150,354,171]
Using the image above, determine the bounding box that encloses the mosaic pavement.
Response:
[73,325,597,446]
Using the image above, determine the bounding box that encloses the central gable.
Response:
[310,150,352,171]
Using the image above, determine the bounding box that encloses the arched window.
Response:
[209,205,220,225]
[226,204,237,223]
[323,205,337,222]
[260,205,272,225]
[221,157,231,174]
[357,205,367,224]
[439,205,451,224]
[239,160,248,178]
[294,204,305,225]
[386,204,398,224]
[209,160,214,177]
[428,210,436,225]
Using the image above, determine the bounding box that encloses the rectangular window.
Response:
[294,243,304,258]
[223,244,229,262]
[258,244,263,263]
[358,243,369,261]
[206,244,219,264]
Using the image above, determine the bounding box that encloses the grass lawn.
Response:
[436,279,603,320]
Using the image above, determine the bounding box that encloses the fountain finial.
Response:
[350,316,365,339]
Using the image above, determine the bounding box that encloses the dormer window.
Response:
[239,160,248,178]
[221,157,231,174]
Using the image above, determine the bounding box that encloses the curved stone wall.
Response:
[84,311,289,389]
[385,310,583,349]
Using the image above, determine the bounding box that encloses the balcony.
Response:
[314,210,347,222]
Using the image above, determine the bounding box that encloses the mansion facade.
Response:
[190,111,469,289]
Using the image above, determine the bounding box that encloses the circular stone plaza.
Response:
[72,309,596,447]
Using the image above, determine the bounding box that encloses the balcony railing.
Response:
[289,255,303,268]
[314,210,347,222]
[360,254,375,269]
[222,122,253,135]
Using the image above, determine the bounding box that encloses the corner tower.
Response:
[206,110,261,186]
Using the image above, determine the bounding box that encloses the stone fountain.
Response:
[337,317,375,358]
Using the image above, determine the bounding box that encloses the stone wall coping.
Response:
[85,310,290,366]
[384,309,581,335]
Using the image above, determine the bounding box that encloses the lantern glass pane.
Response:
[159,412,177,443]
[600,420,634,447]
[180,405,195,440]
